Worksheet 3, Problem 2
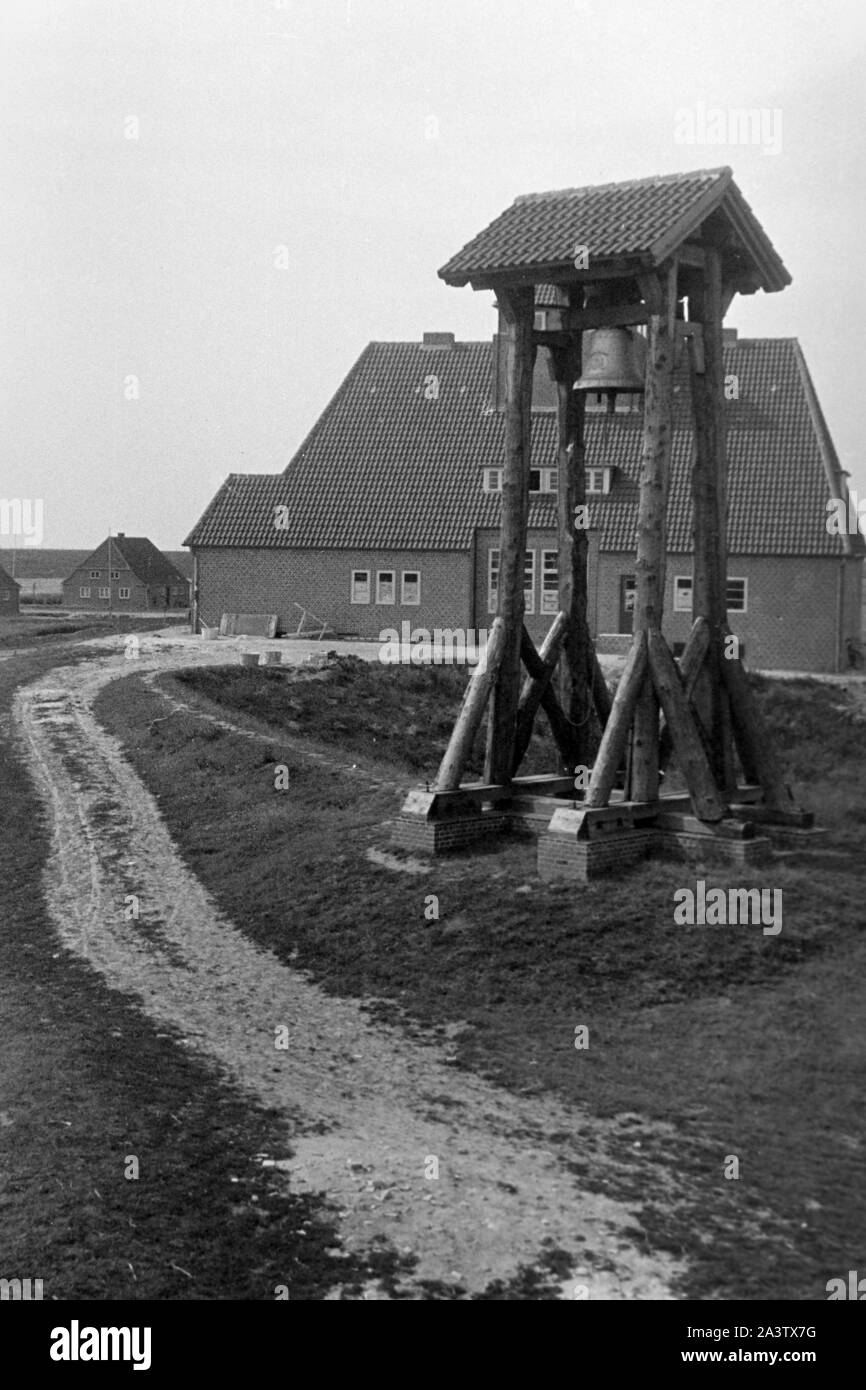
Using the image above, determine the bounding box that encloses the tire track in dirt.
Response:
[14,638,684,1299]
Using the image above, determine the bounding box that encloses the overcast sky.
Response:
[1,0,864,551]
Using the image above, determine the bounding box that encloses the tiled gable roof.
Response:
[112,537,188,586]
[184,338,859,559]
[438,169,789,292]
[70,537,188,586]
[0,549,90,580]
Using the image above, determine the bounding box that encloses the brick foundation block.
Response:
[392,811,510,854]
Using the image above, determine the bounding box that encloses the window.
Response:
[376,570,395,604]
[541,550,559,615]
[483,468,502,493]
[110,570,120,579]
[726,578,747,612]
[401,571,420,605]
[350,570,370,604]
[489,549,536,613]
[524,550,536,614]
[674,576,693,612]
[529,467,558,493]
[90,570,100,579]
[118,587,131,600]
[79,586,91,598]
[585,391,641,413]
[1,591,9,602]
[586,467,612,495]
[98,587,110,598]
[488,548,500,614]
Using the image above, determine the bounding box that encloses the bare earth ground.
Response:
[13,631,680,1299]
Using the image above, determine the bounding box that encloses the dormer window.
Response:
[483,468,502,493]
[529,467,558,494]
[587,467,613,495]
[585,392,642,413]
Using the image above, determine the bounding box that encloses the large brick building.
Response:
[185,320,863,672]
[63,534,190,612]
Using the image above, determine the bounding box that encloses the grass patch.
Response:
[0,624,403,1300]
[174,656,576,780]
[92,661,866,1300]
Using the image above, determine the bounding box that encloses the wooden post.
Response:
[485,285,535,785]
[585,266,678,808]
[436,618,506,790]
[720,640,799,811]
[628,269,677,800]
[659,616,711,767]
[688,251,736,794]
[550,305,593,769]
[648,631,726,821]
[585,631,648,806]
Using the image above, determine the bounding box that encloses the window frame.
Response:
[118,587,131,600]
[726,577,748,613]
[482,468,502,493]
[524,549,536,615]
[401,570,421,606]
[89,570,100,579]
[350,569,370,605]
[488,548,500,615]
[79,586,91,598]
[376,570,396,605]
[673,575,693,613]
[97,586,110,599]
[541,549,559,615]
[586,466,611,495]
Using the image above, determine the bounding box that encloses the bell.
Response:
[574,327,646,411]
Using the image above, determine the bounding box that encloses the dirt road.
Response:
[14,632,682,1299]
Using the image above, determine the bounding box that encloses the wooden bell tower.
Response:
[395,169,813,875]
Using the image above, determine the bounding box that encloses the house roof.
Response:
[0,548,192,581]
[439,168,790,295]
[67,537,188,587]
[0,549,90,580]
[0,560,20,589]
[184,335,861,560]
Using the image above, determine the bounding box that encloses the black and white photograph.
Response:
[1,0,864,1355]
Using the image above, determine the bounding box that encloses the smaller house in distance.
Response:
[0,559,21,614]
[63,534,190,611]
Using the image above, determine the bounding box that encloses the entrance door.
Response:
[618,574,636,634]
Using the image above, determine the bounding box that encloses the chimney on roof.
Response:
[722,327,738,345]
[421,332,456,349]
[116,532,125,539]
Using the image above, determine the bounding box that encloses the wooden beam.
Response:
[485,287,536,785]
[688,247,735,793]
[513,612,569,771]
[647,631,727,822]
[549,315,595,770]
[585,631,648,807]
[519,626,579,769]
[562,303,650,332]
[435,618,506,791]
[592,651,612,727]
[630,677,660,802]
[719,645,803,812]
[634,261,678,634]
